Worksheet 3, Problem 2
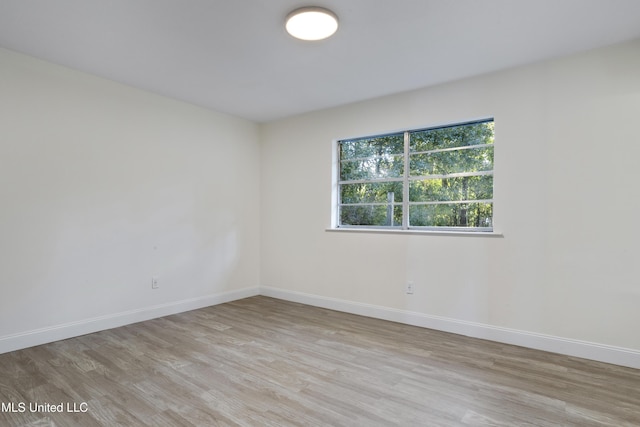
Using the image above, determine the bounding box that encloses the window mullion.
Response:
[402,131,410,229]
[408,170,493,181]
[338,177,404,185]
[410,143,493,156]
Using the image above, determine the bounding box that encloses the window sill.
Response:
[325,227,504,237]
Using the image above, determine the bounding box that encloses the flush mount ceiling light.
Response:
[285,7,338,41]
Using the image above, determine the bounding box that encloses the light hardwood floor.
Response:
[1,296,639,426]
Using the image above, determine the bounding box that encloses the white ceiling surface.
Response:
[1,1,640,123]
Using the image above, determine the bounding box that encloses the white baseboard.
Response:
[0,287,260,355]
[260,286,640,370]
[3,285,639,370]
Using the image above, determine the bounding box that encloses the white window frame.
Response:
[332,119,496,234]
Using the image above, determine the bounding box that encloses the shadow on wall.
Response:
[0,184,240,336]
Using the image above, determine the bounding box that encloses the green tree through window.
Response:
[337,119,494,231]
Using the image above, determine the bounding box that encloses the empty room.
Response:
[1,1,640,426]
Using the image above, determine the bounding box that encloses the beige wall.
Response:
[260,39,640,352]
[0,48,261,344]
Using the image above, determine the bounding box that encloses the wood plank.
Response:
[1,296,639,426]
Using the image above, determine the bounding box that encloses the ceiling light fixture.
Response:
[285,7,338,41]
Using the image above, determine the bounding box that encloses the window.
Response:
[336,119,494,231]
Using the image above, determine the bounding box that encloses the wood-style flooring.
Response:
[1,296,639,426]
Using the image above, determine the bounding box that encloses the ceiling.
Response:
[1,1,640,123]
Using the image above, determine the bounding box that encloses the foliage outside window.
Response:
[337,119,494,231]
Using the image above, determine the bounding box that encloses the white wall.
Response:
[0,48,260,351]
[260,39,640,359]
[2,38,639,366]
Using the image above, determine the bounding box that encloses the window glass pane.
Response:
[341,155,404,181]
[410,145,493,176]
[340,133,404,160]
[341,182,403,204]
[336,119,494,231]
[341,205,403,227]
[410,121,494,152]
[409,175,493,202]
[409,203,493,228]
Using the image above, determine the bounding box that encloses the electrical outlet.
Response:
[406,281,414,294]
[151,277,159,289]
